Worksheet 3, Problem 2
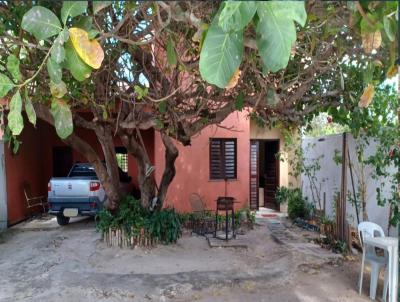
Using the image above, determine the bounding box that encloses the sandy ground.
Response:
[0,216,375,302]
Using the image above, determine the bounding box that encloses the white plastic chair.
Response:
[358,221,389,301]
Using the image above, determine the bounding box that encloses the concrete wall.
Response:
[301,133,396,236]
[154,111,251,212]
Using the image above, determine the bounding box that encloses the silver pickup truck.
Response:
[48,163,133,226]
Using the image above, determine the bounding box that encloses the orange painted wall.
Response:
[5,118,46,225]
[5,116,154,225]
[154,111,251,212]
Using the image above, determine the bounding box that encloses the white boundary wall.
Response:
[301,133,396,236]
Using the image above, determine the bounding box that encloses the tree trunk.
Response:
[119,129,156,209]
[119,129,179,211]
[93,123,121,209]
[34,104,121,210]
[156,133,178,210]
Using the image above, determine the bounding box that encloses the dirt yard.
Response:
[0,216,374,302]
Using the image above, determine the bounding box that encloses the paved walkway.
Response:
[256,209,342,261]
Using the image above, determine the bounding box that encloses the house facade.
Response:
[155,110,298,212]
[0,110,297,227]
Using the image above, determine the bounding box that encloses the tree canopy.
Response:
[0,1,397,210]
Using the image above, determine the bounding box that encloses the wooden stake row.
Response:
[103,227,158,248]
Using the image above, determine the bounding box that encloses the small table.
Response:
[363,236,398,302]
[214,197,236,241]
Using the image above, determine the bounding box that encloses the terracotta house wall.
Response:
[5,118,46,225]
[5,116,154,225]
[154,111,251,212]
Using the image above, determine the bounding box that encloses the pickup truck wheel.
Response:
[57,215,70,226]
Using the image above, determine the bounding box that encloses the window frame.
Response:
[115,147,128,173]
[209,138,237,180]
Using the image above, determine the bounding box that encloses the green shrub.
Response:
[177,207,255,230]
[96,195,148,236]
[275,186,291,204]
[146,208,182,244]
[276,187,310,220]
[235,208,256,226]
[96,195,182,244]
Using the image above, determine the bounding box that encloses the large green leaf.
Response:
[7,111,23,136]
[50,99,73,139]
[9,90,22,112]
[8,91,23,136]
[219,1,257,32]
[51,29,69,64]
[166,38,177,67]
[158,101,167,113]
[21,6,62,40]
[199,17,244,88]
[64,41,92,81]
[383,16,396,42]
[93,1,112,14]
[256,1,306,73]
[0,74,14,97]
[49,80,67,98]
[235,92,245,111]
[261,1,307,27]
[6,55,22,82]
[61,1,88,24]
[73,16,93,31]
[51,36,66,64]
[47,57,62,84]
[24,90,36,126]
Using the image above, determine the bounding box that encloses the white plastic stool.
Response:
[358,221,389,301]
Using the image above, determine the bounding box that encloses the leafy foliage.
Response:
[277,187,311,220]
[64,41,92,81]
[47,57,62,84]
[50,99,73,139]
[6,54,22,82]
[199,16,244,88]
[69,27,104,69]
[0,1,396,212]
[166,38,177,68]
[24,93,36,126]
[8,91,23,136]
[0,74,14,98]
[21,6,62,40]
[61,1,87,25]
[200,1,307,87]
[96,195,182,244]
[218,1,257,33]
[256,1,306,72]
[146,208,182,244]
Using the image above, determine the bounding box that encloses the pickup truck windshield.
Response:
[68,165,97,177]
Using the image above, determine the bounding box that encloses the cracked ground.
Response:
[0,216,372,302]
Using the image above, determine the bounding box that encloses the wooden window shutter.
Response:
[223,139,236,179]
[209,138,237,180]
[249,140,259,210]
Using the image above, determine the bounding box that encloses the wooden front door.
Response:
[263,141,280,210]
[249,140,259,210]
[53,146,73,177]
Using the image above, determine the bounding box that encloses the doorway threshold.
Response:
[255,207,287,219]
